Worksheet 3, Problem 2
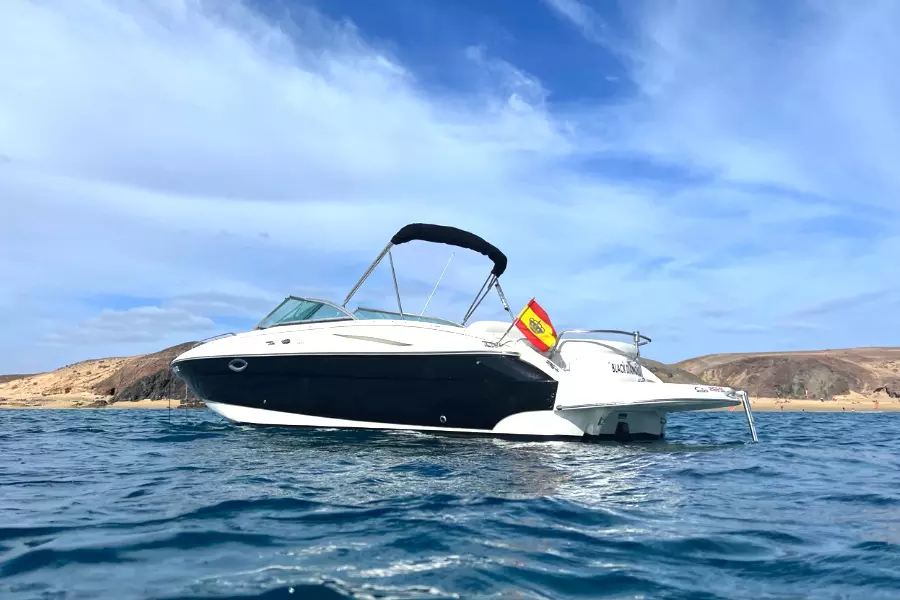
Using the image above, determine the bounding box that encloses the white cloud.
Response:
[540,0,616,50]
[163,292,283,319]
[45,306,214,345]
[608,0,900,210]
[0,0,898,372]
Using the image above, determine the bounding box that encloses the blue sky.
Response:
[1,0,898,373]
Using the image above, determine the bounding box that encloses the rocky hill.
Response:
[675,347,900,399]
[91,341,199,404]
[0,374,34,385]
[0,342,202,408]
[2,342,899,409]
[639,358,704,384]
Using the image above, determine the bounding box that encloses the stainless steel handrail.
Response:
[191,332,236,349]
[552,329,652,357]
[556,329,652,344]
[741,391,759,442]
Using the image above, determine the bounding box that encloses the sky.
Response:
[1,0,898,373]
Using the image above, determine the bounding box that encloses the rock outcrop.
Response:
[91,342,198,404]
[0,342,201,407]
[639,358,704,384]
[675,347,900,399]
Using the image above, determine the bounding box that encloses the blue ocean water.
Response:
[1,409,899,599]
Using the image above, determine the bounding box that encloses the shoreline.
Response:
[1,395,898,412]
[740,396,900,412]
[0,396,190,410]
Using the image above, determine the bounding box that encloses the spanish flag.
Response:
[514,298,558,352]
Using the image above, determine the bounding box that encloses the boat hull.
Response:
[200,401,666,441]
[173,352,560,432]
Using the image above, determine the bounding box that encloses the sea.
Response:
[1,409,899,600]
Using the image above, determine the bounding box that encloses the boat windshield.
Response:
[257,297,354,329]
[353,307,461,327]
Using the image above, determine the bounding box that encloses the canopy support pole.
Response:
[462,272,495,325]
[493,281,513,319]
[388,249,403,317]
[741,391,758,442]
[342,242,393,307]
[490,282,518,346]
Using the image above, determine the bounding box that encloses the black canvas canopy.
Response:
[390,223,508,277]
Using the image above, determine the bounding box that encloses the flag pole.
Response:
[496,297,531,346]
[495,317,518,347]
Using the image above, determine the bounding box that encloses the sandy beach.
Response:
[0,395,184,409]
[1,393,897,411]
[725,396,900,412]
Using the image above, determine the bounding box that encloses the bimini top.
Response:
[391,223,508,277]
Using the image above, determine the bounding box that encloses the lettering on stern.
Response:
[610,360,643,376]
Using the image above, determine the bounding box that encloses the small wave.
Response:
[674,464,783,479]
[4,410,900,599]
[1,546,133,577]
[820,493,900,507]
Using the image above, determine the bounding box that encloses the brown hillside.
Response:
[0,342,201,408]
[0,374,35,384]
[4,342,899,409]
[639,358,704,384]
[675,347,900,399]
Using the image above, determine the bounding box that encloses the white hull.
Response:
[204,401,669,440]
[173,319,748,442]
[171,221,759,443]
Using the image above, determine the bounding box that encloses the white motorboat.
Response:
[172,223,758,442]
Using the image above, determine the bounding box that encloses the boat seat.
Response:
[466,320,529,343]
[556,339,639,359]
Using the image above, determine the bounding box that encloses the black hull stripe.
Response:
[175,353,559,431]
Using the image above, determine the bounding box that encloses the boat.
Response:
[171,223,758,442]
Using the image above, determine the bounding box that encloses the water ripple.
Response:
[1,410,899,599]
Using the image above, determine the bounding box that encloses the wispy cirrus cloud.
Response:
[787,289,897,320]
[44,307,215,346]
[541,0,609,44]
[1,0,898,371]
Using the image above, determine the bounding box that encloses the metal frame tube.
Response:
[342,243,393,307]
[388,249,403,317]
[491,282,520,346]
[461,272,495,324]
[493,281,513,319]
[495,314,520,347]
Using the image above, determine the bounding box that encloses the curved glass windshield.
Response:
[257,297,353,329]
[353,307,460,327]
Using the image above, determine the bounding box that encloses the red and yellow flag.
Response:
[514,298,557,352]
